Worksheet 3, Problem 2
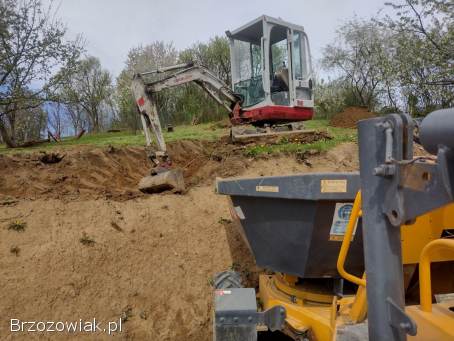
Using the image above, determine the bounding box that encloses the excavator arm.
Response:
[130,62,241,193]
[131,62,241,166]
[141,62,240,112]
[131,74,167,154]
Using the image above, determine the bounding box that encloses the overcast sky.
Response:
[47,0,389,79]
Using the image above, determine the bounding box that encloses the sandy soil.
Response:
[0,141,358,340]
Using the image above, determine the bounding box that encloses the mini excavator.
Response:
[131,15,314,193]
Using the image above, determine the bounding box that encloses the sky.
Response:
[46,0,389,79]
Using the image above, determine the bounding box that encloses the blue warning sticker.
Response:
[329,203,358,241]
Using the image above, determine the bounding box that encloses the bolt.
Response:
[233,317,239,323]
[374,164,395,177]
[373,166,385,176]
[400,322,411,331]
[248,316,253,322]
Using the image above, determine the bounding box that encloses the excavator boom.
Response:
[131,62,241,156]
[144,63,240,113]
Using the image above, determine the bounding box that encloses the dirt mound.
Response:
[329,106,376,128]
[168,139,250,188]
[0,141,246,201]
[0,146,149,201]
[0,133,331,202]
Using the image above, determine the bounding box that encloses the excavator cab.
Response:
[227,15,314,125]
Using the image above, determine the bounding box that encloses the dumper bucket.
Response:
[216,173,364,278]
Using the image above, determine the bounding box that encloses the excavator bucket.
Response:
[138,168,185,194]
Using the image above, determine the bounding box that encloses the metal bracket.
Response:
[258,305,286,332]
[216,304,286,332]
[387,298,417,336]
[374,114,454,226]
[382,157,454,226]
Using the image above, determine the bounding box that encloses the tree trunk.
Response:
[88,108,99,132]
[0,119,17,148]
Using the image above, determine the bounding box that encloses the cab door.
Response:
[291,30,314,108]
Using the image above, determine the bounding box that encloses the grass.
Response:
[121,306,133,323]
[218,217,232,225]
[244,120,357,157]
[0,122,228,154]
[0,120,356,156]
[8,220,27,232]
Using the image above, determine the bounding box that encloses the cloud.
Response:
[46,0,387,78]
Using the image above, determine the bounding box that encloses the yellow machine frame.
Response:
[258,191,454,341]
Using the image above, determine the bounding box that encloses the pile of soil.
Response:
[0,146,150,201]
[0,140,244,202]
[329,106,376,128]
[0,133,330,202]
[0,142,359,340]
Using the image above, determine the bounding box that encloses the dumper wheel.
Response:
[213,270,242,289]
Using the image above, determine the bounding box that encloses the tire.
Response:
[213,270,243,289]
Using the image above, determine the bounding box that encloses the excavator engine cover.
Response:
[138,168,185,194]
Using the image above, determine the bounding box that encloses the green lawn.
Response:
[0,120,356,155]
[0,122,228,154]
[244,120,357,156]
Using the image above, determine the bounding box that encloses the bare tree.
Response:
[322,19,385,110]
[47,102,64,140]
[115,41,178,131]
[383,0,453,60]
[66,103,86,135]
[58,56,113,132]
[321,1,453,115]
[381,0,454,113]
[0,0,83,147]
[5,93,48,144]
